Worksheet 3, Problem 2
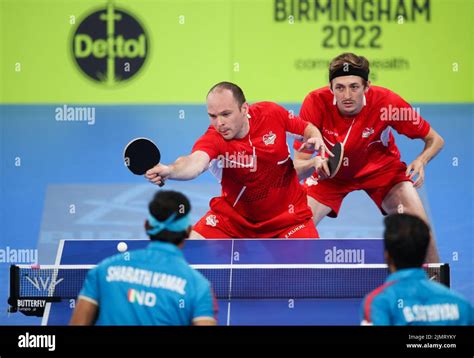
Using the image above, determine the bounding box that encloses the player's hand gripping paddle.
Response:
[124,138,164,186]
[327,142,344,178]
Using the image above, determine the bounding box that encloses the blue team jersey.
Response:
[79,241,217,325]
[361,268,473,325]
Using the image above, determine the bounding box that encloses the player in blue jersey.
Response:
[70,190,217,325]
[361,214,473,325]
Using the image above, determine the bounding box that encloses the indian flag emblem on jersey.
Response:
[128,288,156,307]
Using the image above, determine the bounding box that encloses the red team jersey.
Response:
[192,102,317,238]
[294,86,431,216]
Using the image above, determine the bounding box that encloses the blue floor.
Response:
[0,103,472,325]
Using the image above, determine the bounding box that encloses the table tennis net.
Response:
[10,263,449,301]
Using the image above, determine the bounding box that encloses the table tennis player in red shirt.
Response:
[145,81,331,239]
[293,53,445,262]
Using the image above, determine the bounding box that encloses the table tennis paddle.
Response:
[124,138,164,186]
[327,142,344,178]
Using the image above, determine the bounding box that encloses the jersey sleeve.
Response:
[192,278,218,324]
[192,126,221,160]
[299,92,324,128]
[385,92,431,139]
[263,102,309,138]
[280,105,309,137]
[78,266,101,305]
[293,93,323,153]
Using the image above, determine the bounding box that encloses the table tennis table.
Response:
[32,238,387,325]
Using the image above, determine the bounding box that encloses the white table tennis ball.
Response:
[117,242,128,253]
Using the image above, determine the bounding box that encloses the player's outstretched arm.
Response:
[406,128,444,188]
[145,151,211,186]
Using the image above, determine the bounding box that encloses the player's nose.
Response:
[217,117,225,127]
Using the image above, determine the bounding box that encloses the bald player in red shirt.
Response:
[145,81,330,239]
[293,53,444,262]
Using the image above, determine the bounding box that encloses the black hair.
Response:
[383,214,430,269]
[207,81,246,107]
[146,190,191,246]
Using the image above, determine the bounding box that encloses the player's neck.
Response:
[235,117,250,139]
[338,107,363,119]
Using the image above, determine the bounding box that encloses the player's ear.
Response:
[328,82,333,93]
[241,102,249,115]
[364,80,371,93]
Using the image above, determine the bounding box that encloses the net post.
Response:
[440,263,450,287]
[8,265,20,313]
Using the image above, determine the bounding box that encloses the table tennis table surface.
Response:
[43,239,384,325]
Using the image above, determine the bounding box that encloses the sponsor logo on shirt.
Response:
[206,215,219,227]
[323,128,339,137]
[285,224,306,238]
[362,127,374,138]
[263,131,277,145]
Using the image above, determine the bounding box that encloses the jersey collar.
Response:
[148,240,184,257]
[386,268,427,283]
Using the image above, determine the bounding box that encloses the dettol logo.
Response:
[72,2,149,85]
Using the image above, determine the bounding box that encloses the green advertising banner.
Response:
[0,0,472,103]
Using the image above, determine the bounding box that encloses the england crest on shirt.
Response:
[205,215,219,227]
[362,127,374,138]
[305,176,319,187]
[263,131,276,145]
